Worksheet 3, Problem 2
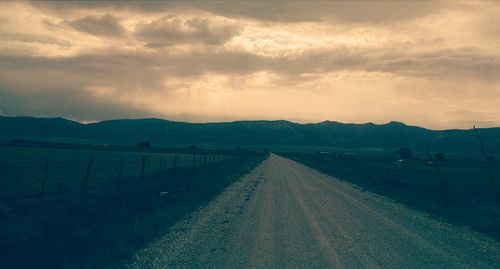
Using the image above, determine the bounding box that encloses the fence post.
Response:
[425,149,446,200]
[164,156,169,175]
[14,171,19,195]
[203,154,207,167]
[117,157,123,186]
[172,155,177,176]
[82,157,93,196]
[473,125,500,201]
[192,153,196,169]
[39,162,49,204]
[140,155,146,181]
[158,157,163,178]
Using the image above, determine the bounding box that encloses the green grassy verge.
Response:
[283,152,500,241]
[0,148,267,269]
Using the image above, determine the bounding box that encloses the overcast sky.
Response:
[1,1,500,129]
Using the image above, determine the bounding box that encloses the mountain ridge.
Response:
[0,116,499,154]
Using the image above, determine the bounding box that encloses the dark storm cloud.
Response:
[66,14,126,37]
[191,1,444,23]
[0,53,167,93]
[0,88,155,121]
[1,47,499,91]
[1,46,499,108]
[367,48,500,82]
[29,1,179,14]
[239,47,500,82]
[0,50,266,99]
[0,53,158,121]
[6,43,495,95]
[30,0,443,24]
[135,16,241,46]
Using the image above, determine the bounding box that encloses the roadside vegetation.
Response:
[283,149,500,241]
[0,144,268,269]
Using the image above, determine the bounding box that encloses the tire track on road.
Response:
[127,154,500,269]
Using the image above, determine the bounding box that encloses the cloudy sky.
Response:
[1,1,500,129]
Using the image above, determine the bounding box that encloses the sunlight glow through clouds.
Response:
[1,1,500,129]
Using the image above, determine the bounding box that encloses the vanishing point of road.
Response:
[127,154,500,269]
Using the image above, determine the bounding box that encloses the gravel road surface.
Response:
[127,154,500,268]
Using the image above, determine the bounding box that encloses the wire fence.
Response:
[0,145,254,204]
[286,152,500,203]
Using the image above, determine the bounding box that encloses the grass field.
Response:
[0,145,243,201]
[0,144,268,269]
[283,151,500,241]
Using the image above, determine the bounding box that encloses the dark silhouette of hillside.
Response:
[1,116,499,154]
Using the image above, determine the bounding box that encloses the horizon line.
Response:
[1,114,496,131]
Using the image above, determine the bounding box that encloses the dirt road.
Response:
[127,154,500,268]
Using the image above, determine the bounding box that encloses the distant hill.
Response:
[1,116,499,154]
